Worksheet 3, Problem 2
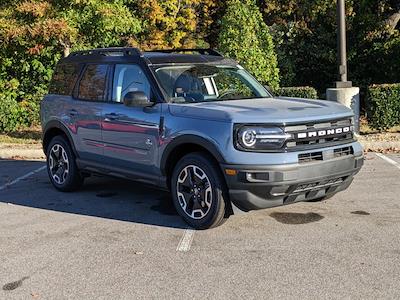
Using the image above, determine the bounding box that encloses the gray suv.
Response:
[41,48,364,229]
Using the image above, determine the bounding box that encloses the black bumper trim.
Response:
[221,154,364,211]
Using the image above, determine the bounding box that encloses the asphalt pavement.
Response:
[0,153,399,299]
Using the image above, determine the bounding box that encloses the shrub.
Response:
[366,84,400,130]
[276,86,318,99]
[0,79,39,132]
[0,97,20,133]
[0,98,39,133]
[217,0,280,90]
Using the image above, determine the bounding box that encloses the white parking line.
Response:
[0,165,46,191]
[176,228,195,252]
[376,153,400,171]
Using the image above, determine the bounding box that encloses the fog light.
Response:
[246,172,270,182]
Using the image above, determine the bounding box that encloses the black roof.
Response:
[60,47,236,66]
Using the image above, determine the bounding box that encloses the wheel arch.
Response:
[42,121,78,157]
[160,135,226,188]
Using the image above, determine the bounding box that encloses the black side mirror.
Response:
[123,91,151,107]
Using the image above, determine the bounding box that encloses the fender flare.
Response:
[43,120,78,157]
[160,134,226,176]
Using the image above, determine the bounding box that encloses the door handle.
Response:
[104,113,121,122]
[68,109,78,117]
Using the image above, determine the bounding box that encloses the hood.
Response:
[168,97,354,124]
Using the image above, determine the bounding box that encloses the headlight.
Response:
[235,125,292,151]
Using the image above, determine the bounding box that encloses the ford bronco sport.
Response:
[41,48,364,229]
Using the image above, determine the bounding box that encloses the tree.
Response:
[0,0,143,130]
[135,0,215,49]
[259,0,400,92]
[385,0,400,30]
[259,0,338,89]
[217,0,279,89]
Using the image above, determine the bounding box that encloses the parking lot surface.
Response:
[1,153,400,299]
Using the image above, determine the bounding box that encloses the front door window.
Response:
[113,64,151,103]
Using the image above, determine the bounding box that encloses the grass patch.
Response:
[0,126,41,144]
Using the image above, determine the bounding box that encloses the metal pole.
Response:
[337,0,349,85]
[328,0,359,133]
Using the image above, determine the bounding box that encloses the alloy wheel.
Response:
[49,144,69,185]
[176,165,213,219]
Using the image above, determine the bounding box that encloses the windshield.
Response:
[153,64,272,103]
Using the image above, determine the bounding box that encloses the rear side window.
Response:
[49,64,81,95]
[78,64,108,101]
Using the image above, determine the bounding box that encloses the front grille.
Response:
[298,146,354,164]
[334,146,353,157]
[284,118,354,151]
[298,151,323,163]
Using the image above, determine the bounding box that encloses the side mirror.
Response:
[123,91,152,107]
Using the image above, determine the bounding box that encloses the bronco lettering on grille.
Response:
[297,126,352,139]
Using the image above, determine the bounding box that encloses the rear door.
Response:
[71,63,109,162]
[101,63,161,177]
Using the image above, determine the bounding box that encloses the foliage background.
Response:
[0,0,399,131]
[366,84,400,130]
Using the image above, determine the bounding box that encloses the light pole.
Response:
[327,0,360,133]
[336,0,351,87]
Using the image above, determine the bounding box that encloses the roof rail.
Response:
[69,47,142,57]
[148,48,223,57]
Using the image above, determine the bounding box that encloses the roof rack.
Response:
[69,47,142,57]
[148,48,223,57]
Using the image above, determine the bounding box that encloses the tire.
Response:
[171,152,229,229]
[46,135,83,192]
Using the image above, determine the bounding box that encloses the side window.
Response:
[49,64,81,95]
[112,64,151,103]
[78,64,108,101]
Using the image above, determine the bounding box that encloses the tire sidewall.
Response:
[46,136,80,192]
[171,153,226,229]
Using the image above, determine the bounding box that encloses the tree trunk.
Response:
[63,45,70,57]
[385,11,400,30]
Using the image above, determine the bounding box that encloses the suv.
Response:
[41,48,363,229]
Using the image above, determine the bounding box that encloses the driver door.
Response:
[101,64,161,176]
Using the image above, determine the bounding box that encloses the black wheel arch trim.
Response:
[43,120,78,157]
[160,134,226,176]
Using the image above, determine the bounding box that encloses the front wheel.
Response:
[171,153,229,229]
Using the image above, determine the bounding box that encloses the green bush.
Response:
[0,79,39,132]
[366,84,400,130]
[0,98,20,133]
[276,86,318,99]
[217,0,280,90]
[0,98,39,133]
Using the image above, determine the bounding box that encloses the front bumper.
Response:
[221,154,364,211]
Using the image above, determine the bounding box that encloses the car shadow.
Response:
[0,159,188,229]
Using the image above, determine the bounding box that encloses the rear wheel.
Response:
[171,153,229,229]
[46,136,83,192]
